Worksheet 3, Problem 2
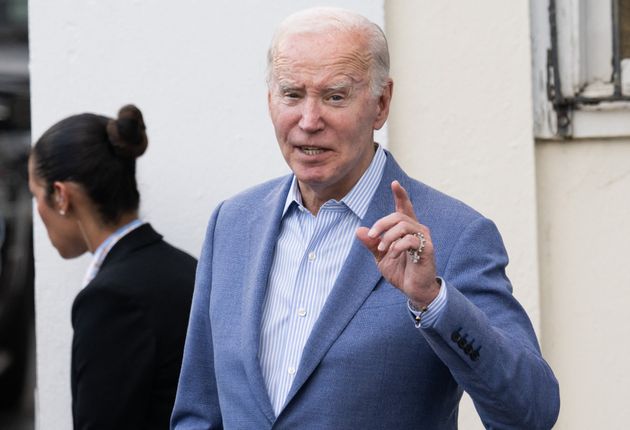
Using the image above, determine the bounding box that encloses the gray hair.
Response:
[266,7,390,97]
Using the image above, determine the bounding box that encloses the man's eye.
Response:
[284,92,300,99]
[328,94,345,102]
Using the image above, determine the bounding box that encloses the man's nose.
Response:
[298,98,324,132]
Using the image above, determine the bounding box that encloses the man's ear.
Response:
[373,79,393,131]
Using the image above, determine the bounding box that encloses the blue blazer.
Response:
[172,151,559,429]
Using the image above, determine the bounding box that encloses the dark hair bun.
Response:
[106,104,148,159]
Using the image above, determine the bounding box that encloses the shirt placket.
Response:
[280,205,345,402]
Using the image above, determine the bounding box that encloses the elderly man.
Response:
[172,7,559,429]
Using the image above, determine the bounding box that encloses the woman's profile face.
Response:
[28,157,88,259]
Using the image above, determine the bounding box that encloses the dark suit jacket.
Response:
[172,151,560,429]
[71,223,196,430]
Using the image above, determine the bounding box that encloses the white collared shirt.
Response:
[82,219,144,287]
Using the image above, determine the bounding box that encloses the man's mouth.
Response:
[300,146,325,155]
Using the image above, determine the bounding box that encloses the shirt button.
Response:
[308,252,316,261]
[288,366,296,375]
[297,308,307,317]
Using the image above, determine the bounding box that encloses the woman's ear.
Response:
[52,181,70,216]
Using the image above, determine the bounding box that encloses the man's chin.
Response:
[294,173,329,189]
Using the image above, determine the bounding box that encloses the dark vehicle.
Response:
[0,0,34,426]
[0,123,32,413]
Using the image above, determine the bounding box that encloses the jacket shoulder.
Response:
[215,174,292,218]
[227,175,290,203]
[74,238,196,315]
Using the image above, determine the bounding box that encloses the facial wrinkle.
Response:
[273,50,372,90]
[272,28,374,86]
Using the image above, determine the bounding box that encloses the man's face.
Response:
[268,30,392,206]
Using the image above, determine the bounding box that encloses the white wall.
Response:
[28,1,384,428]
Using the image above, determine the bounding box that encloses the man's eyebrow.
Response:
[277,80,302,92]
[326,81,353,92]
[275,78,357,93]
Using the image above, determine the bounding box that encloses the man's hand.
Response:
[356,180,440,308]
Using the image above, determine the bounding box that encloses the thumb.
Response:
[356,226,380,256]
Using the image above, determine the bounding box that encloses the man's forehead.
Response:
[275,30,371,68]
[273,42,371,87]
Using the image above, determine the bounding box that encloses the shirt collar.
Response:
[82,218,145,287]
[282,143,387,219]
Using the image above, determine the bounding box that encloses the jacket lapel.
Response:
[283,153,406,408]
[240,177,293,422]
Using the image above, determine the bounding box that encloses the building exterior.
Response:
[28,1,630,428]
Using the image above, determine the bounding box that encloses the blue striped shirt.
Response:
[258,146,445,414]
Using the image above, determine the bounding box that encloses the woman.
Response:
[29,105,197,429]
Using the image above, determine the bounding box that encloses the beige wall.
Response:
[385,0,630,427]
[386,1,537,428]
[537,139,630,429]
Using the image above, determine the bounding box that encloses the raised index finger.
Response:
[392,180,417,221]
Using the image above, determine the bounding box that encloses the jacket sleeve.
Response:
[420,217,560,429]
[171,204,224,430]
[72,287,155,430]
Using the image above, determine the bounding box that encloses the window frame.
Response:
[532,0,630,138]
